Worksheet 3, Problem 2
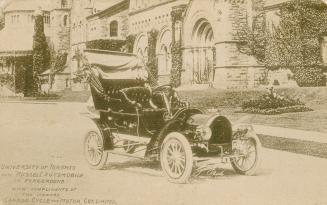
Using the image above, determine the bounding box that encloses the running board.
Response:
[107,150,145,159]
[112,133,151,144]
[193,154,245,165]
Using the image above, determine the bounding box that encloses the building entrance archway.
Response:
[134,33,148,63]
[156,28,172,84]
[190,18,215,84]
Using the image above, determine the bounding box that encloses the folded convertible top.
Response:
[85,49,148,80]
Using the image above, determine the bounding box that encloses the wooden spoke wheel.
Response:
[160,132,193,183]
[231,133,261,175]
[84,130,108,170]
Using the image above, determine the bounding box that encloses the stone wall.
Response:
[87,9,129,41]
[181,0,266,89]
[50,10,71,53]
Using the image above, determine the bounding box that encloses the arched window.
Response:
[63,15,68,26]
[61,0,68,8]
[110,21,118,37]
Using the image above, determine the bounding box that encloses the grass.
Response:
[179,87,327,133]
[15,86,324,133]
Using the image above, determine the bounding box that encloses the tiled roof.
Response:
[4,0,51,12]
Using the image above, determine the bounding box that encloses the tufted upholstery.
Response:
[120,87,153,109]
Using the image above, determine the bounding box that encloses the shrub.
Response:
[241,87,312,114]
[36,92,60,98]
[242,106,313,115]
[294,66,326,87]
[0,73,14,87]
[86,39,127,52]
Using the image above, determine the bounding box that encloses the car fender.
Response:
[172,107,204,121]
[89,118,114,151]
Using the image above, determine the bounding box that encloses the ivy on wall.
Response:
[239,0,327,87]
[147,29,159,86]
[0,56,33,95]
[171,41,182,87]
[31,13,51,96]
[0,7,4,31]
[0,18,3,31]
[170,6,186,87]
[237,0,266,64]
[86,35,136,53]
[86,39,127,52]
[267,0,327,86]
[19,56,33,95]
[125,35,136,53]
[49,52,68,87]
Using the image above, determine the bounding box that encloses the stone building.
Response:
[181,0,265,89]
[3,0,325,92]
[0,0,73,92]
[0,0,128,92]
[69,0,127,78]
[86,0,129,41]
[129,0,190,84]
[129,0,265,88]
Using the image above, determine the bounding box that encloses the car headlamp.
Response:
[196,126,212,141]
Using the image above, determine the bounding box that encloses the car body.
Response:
[83,50,261,183]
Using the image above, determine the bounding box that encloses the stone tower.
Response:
[50,0,72,53]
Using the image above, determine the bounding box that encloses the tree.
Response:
[239,0,326,87]
[29,10,50,96]
[49,52,68,88]
[266,0,327,86]
[237,1,266,64]
[0,8,4,30]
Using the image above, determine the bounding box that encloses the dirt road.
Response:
[0,102,326,205]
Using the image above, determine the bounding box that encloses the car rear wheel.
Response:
[160,132,193,183]
[84,130,108,170]
[231,132,261,175]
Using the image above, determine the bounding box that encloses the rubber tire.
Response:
[84,129,108,170]
[231,131,262,175]
[160,132,193,183]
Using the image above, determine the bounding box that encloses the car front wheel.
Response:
[160,132,193,183]
[231,131,261,175]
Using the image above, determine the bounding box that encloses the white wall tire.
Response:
[84,130,108,170]
[160,132,193,183]
[231,132,262,175]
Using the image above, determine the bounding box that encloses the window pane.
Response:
[110,21,118,37]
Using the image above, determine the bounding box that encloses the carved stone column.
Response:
[170,5,187,87]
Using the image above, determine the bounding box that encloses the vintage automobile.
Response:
[83,49,261,183]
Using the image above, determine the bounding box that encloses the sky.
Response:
[0,0,5,8]
[0,0,10,8]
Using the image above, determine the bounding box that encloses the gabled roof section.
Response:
[86,0,128,20]
[93,0,124,11]
[265,0,290,9]
[4,0,51,13]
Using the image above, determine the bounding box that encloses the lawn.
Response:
[179,87,327,133]
[4,86,325,133]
